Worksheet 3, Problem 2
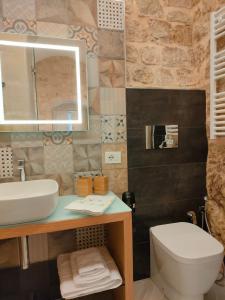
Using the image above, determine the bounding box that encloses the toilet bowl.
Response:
[150,222,224,300]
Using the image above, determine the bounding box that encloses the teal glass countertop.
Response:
[0,192,131,229]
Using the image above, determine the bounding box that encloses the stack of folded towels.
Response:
[57,246,123,299]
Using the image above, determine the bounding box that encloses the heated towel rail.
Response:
[210,6,225,139]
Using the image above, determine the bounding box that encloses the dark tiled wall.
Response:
[126,89,208,280]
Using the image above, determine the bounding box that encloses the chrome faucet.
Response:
[18,160,26,182]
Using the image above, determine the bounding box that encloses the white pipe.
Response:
[19,236,30,270]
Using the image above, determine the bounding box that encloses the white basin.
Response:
[0,179,59,225]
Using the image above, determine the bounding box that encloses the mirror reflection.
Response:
[0,33,88,132]
[146,125,179,149]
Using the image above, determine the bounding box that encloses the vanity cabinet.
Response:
[0,194,133,300]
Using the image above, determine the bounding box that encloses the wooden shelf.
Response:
[0,193,134,300]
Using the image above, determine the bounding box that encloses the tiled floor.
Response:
[134,278,225,300]
[134,278,165,300]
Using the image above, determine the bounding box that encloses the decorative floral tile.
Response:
[11,133,43,148]
[68,25,98,55]
[73,116,101,144]
[44,145,73,174]
[43,132,72,146]
[2,0,35,20]
[101,115,127,143]
[73,144,101,172]
[99,58,125,87]
[67,0,97,28]
[100,87,126,115]
[37,21,68,38]
[13,147,44,177]
[0,19,36,35]
[36,0,68,24]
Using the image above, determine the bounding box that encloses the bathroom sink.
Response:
[0,179,59,225]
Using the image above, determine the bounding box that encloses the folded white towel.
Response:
[70,247,110,286]
[57,247,123,299]
[75,247,105,275]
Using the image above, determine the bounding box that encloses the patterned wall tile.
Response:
[43,132,72,146]
[102,168,128,194]
[68,25,98,55]
[101,143,127,169]
[13,147,44,176]
[68,0,97,28]
[44,145,73,174]
[2,0,35,20]
[89,87,100,115]
[0,19,36,34]
[99,30,124,59]
[37,21,68,38]
[101,115,126,143]
[36,0,68,24]
[73,144,101,172]
[100,87,126,115]
[11,133,43,148]
[73,116,101,144]
[99,58,125,87]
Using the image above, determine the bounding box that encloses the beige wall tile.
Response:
[89,87,100,115]
[0,133,11,146]
[2,0,35,20]
[102,168,128,195]
[67,0,97,27]
[36,0,68,24]
[73,116,101,144]
[37,21,68,37]
[99,59,125,88]
[99,30,124,59]
[44,145,73,174]
[102,143,127,170]
[100,88,126,115]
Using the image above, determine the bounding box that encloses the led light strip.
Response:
[0,40,82,125]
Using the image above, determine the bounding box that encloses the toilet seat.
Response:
[151,222,224,264]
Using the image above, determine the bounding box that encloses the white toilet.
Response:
[150,222,224,300]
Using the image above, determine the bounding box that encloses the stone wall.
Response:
[192,0,225,250]
[125,0,196,88]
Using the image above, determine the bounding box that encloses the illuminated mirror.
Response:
[0,33,88,132]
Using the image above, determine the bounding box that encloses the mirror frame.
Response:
[0,33,89,132]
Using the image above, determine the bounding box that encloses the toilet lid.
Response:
[150,222,224,264]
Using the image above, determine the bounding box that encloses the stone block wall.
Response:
[125,0,196,88]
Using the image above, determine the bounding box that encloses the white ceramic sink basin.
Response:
[0,179,59,225]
